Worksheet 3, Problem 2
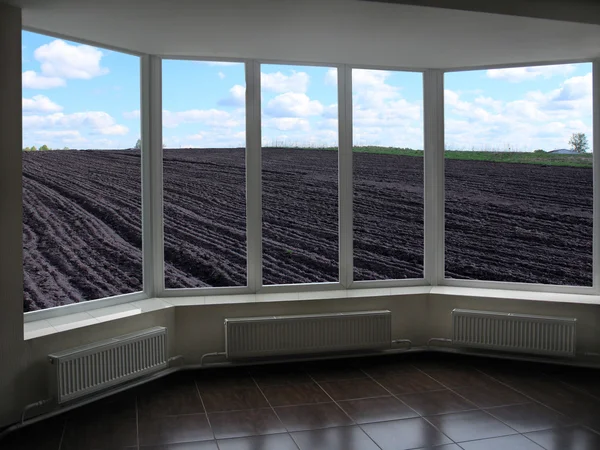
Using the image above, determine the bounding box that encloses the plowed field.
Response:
[22,148,592,312]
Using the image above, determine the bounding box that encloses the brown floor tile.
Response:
[453,382,530,408]
[139,442,219,449]
[306,359,367,382]
[275,402,353,431]
[362,417,453,449]
[399,389,477,416]
[291,425,380,450]
[70,392,137,422]
[338,396,419,424]
[0,417,65,450]
[373,369,445,395]
[218,433,299,450]
[208,408,285,439]
[459,434,544,450]
[138,414,213,446]
[196,368,255,392]
[138,381,204,417]
[525,425,600,450]
[426,410,517,442]
[318,378,388,401]
[261,382,330,407]
[486,402,573,433]
[200,386,269,412]
[61,417,137,450]
[421,367,496,388]
[251,366,313,387]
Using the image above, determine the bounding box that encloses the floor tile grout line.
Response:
[194,377,219,447]
[471,365,587,426]
[358,365,423,417]
[306,370,384,450]
[56,417,67,450]
[408,364,521,444]
[250,373,301,450]
[135,396,140,450]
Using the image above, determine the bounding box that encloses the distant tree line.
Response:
[23,145,69,151]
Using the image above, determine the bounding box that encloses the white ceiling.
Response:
[6,0,600,69]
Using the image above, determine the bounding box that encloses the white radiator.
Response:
[48,327,168,404]
[452,309,576,357]
[225,311,392,359]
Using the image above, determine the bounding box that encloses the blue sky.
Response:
[22,30,593,152]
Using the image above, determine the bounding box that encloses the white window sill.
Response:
[23,285,600,340]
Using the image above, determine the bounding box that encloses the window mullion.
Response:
[338,65,353,288]
[141,54,164,298]
[423,69,445,286]
[593,60,600,292]
[246,60,262,292]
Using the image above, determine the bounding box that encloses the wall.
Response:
[6,290,600,429]
[0,2,26,429]
[368,0,600,26]
[14,0,600,69]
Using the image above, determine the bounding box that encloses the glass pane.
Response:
[261,65,339,285]
[162,60,247,289]
[352,69,424,281]
[22,31,141,311]
[444,63,593,286]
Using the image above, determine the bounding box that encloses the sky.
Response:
[22,30,593,152]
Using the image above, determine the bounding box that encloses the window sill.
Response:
[23,285,600,340]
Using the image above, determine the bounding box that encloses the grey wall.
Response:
[0,2,26,429]
[366,0,600,26]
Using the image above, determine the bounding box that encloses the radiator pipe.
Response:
[392,339,412,349]
[200,351,227,366]
[21,399,53,425]
[428,337,453,347]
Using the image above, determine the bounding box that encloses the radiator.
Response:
[224,311,392,359]
[48,327,168,404]
[452,309,576,357]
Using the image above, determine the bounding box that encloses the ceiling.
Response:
[5,0,600,69]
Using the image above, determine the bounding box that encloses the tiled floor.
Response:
[3,352,600,449]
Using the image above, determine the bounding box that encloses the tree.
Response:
[39,144,50,151]
[134,139,142,149]
[63,147,70,150]
[569,133,589,153]
[23,147,31,151]
[30,146,37,151]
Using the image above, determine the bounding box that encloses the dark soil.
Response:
[22,148,592,311]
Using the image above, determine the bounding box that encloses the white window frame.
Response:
[21,27,600,323]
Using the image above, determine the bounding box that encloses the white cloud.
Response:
[264,92,324,117]
[123,110,141,120]
[324,68,337,86]
[218,71,226,79]
[445,71,593,151]
[23,95,63,113]
[34,40,109,80]
[22,70,65,89]
[262,71,310,94]
[218,84,245,107]
[264,117,310,132]
[23,111,129,136]
[486,64,576,83]
[162,109,239,128]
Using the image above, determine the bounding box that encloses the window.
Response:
[444,63,593,286]
[352,69,424,281]
[22,31,141,311]
[162,60,247,289]
[261,65,339,285]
